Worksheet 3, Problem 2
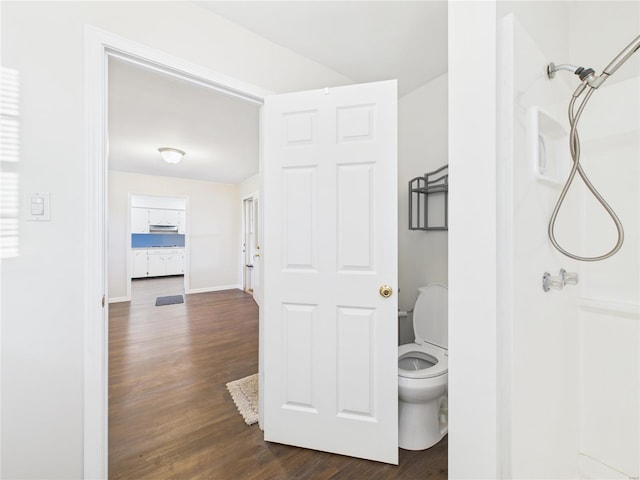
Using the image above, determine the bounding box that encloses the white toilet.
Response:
[398,284,448,450]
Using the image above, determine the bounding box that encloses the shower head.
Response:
[585,34,640,88]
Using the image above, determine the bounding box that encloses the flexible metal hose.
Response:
[547,85,625,261]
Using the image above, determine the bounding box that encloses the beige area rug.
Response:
[226,373,259,426]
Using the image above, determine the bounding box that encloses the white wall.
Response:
[448,2,498,478]
[397,73,448,344]
[238,174,260,200]
[0,2,351,477]
[498,2,639,479]
[109,171,241,299]
[131,194,186,210]
[568,3,639,478]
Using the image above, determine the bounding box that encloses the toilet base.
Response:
[399,395,447,450]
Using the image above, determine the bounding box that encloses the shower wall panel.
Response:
[500,2,639,479]
[499,10,580,478]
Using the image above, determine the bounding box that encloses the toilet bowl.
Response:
[398,284,448,450]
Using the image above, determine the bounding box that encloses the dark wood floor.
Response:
[109,277,447,479]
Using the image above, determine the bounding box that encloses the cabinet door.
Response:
[148,209,181,226]
[147,254,165,277]
[165,254,184,275]
[148,209,166,226]
[164,209,181,226]
[131,208,149,233]
[132,250,148,278]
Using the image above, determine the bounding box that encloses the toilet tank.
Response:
[413,284,448,349]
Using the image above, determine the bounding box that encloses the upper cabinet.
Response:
[148,208,181,226]
[131,207,150,233]
[132,207,186,233]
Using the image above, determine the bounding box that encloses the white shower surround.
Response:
[498,2,639,478]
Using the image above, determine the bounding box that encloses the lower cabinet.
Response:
[132,250,148,278]
[131,248,184,278]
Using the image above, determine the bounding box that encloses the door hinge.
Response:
[101,295,105,308]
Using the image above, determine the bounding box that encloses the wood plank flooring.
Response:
[109,277,447,479]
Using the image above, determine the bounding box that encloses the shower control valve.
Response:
[542,269,579,292]
[542,272,564,292]
[561,269,579,286]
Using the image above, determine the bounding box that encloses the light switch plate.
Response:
[26,192,51,221]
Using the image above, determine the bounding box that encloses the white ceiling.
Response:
[108,2,448,183]
[108,58,260,184]
[198,1,448,97]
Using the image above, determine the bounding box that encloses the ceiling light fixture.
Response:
[158,147,185,164]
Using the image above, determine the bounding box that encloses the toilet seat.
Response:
[398,342,448,380]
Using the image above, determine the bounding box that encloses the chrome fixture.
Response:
[542,269,579,293]
[546,35,640,261]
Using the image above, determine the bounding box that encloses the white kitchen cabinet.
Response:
[165,253,184,275]
[131,208,149,233]
[132,249,148,278]
[148,208,181,226]
[131,248,185,278]
[147,253,166,277]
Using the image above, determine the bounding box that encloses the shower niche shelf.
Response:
[409,164,448,231]
[528,106,569,186]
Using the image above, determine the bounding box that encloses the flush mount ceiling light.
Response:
[158,147,185,164]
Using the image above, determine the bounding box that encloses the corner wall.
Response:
[397,73,448,344]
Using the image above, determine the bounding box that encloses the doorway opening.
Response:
[242,195,258,293]
[85,26,269,478]
[106,53,262,474]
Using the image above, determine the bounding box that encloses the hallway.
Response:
[108,278,447,479]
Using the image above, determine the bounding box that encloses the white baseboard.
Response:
[186,284,242,295]
[108,296,130,304]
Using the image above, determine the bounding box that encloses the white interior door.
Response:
[263,80,398,464]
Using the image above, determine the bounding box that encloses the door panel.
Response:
[263,80,398,464]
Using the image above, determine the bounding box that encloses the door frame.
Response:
[241,192,258,294]
[84,25,271,479]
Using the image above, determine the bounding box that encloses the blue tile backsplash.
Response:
[132,234,185,248]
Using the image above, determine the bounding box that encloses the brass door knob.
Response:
[379,285,393,298]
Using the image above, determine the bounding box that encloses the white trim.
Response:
[496,13,515,480]
[84,25,271,479]
[241,191,259,293]
[84,25,109,480]
[186,285,243,295]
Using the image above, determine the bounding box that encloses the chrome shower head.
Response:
[548,35,640,89]
[585,34,640,88]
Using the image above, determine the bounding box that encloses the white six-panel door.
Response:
[263,80,398,464]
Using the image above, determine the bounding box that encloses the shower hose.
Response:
[547,84,625,262]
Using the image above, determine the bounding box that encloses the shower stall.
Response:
[497,2,639,478]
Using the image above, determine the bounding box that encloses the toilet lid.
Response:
[413,284,448,348]
[398,342,448,379]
